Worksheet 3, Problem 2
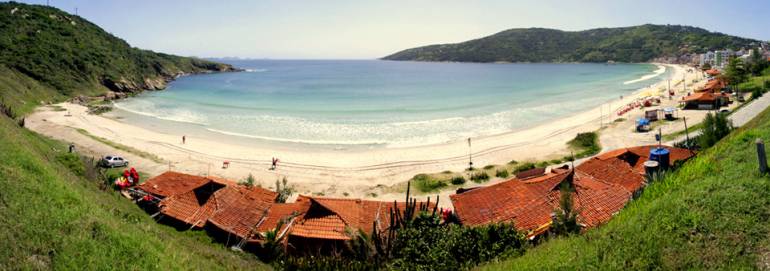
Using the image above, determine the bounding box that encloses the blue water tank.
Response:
[649,147,670,170]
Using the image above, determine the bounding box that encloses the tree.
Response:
[550,178,581,236]
[699,112,733,148]
[724,57,748,84]
[275,177,292,203]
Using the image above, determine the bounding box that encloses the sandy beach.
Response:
[26,64,723,205]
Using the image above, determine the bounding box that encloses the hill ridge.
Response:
[383,24,760,63]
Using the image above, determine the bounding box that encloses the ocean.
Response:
[112,60,670,149]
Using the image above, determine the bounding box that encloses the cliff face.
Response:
[0,2,240,100]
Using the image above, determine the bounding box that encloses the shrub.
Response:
[483,165,495,170]
[495,169,509,178]
[752,88,763,100]
[275,177,293,203]
[413,174,447,192]
[450,176,467,185]
[699,112,732,148]
[536,161,550,168]
[470,171,490,183]
[508,160,518,165]
[549,159,563,165]
[240,173,256,187]
[513,162,536,173]
[388,222,526,270]
[764,80,770,90]
[56,152,85,177]
[568,132,601,158]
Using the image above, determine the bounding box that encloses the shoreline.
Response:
[26,63,706,204]
[108,62,669,151]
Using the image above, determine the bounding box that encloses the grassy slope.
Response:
[481,103,770,270]
[0,115,270,270]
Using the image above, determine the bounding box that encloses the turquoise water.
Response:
[113,60,669,148]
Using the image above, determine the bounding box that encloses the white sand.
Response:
[27,64,718,205]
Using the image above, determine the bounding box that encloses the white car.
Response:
[100,155,129,168]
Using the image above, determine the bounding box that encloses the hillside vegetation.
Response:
[384,25,759,63]
[0,113,270,270]
[0,2,236,115]
[480,99,770,270]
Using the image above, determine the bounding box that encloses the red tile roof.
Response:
[255,196,312,234]
[160,181,277,229]
[159,181,226,227]
[705,69,720,76]
[682,92,719,102]
[597,145,695,174]
[577,157,646,193]
[289,197,426,241]
[137,171,214,198]
[450,170,632,237]
[205,186,279,239]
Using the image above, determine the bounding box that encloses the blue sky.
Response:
[14,0,770,59]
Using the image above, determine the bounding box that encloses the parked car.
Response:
[100,155,129,168]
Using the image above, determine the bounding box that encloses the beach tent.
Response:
[663,107,676,120]
[636,118,650,132]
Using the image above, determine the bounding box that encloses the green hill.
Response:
[0,2,270,270]
[0,113,270,270]
[0,2,237,115]
[383,24,759,63]
[480,94,770,269]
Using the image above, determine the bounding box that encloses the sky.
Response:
[14,0,770,59]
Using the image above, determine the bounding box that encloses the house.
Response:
[158,181,278,229]
[449,145,696,239]
[286,197,434,254]
[680,92,729,110]
[450,169,630,239]
[697,78,726,93]
[206,195,311,248]
[135,171,215,200]
[593,145,695,174]
[705,69,721,77]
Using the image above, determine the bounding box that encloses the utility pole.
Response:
[467,138,473,170]
[600,105,603,128]
[683,73,687,94]
[683,117,691,149]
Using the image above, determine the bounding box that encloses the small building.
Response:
[287,197,434,255]
[206,195,311,249]
[593,145,695,175]
[134,171,215,200]
[158,181,278,229]
[697,78,726,93]
[705,69,720,77]
[450,169,630,239]
[680,92,729,110]
[449,145,696,239]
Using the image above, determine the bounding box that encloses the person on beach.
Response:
[271,157,279,170]
[182,135,186,144]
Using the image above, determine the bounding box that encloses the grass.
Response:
[567,132,601,159]
[0,115,270,270]
[480,98,770,270]
[75,128,165,164]
[412,173,448,192]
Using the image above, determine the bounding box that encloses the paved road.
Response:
[730,93,770,127]
[664,93,770,145]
